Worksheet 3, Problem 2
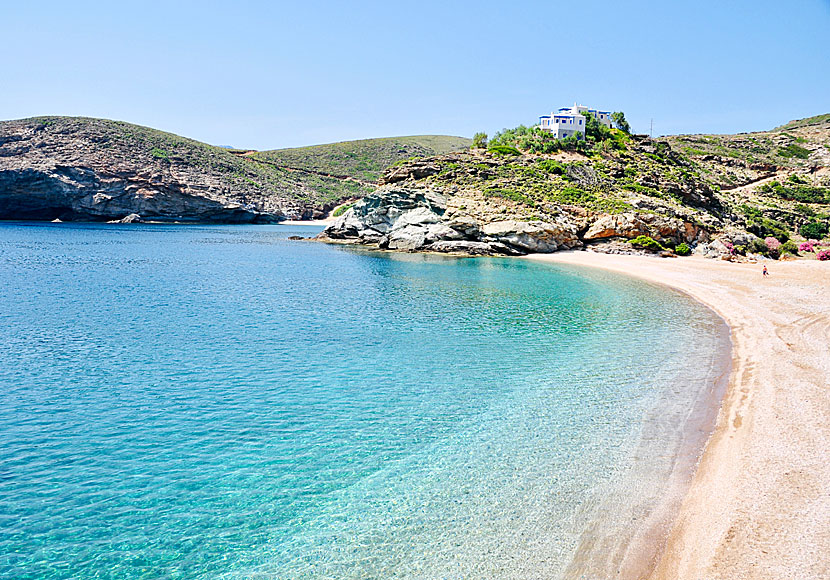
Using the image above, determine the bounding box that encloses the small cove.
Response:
[0,222,729,579]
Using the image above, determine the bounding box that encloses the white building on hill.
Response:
[538,104,612,139]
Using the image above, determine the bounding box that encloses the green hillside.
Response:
[0,116,471,221]
[774,113,830,131]
[249,135,472,183]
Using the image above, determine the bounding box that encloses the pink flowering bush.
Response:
[765,237,780,251]
[817,249,830,261]
[799,242,815,253]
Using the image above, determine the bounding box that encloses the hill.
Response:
[0,116,470,222]
[322,114,830,258]
[250,135,472,183]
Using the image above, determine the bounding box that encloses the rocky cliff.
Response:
[0,116,469,222]
[321,117,830,257]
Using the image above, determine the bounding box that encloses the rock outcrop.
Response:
[320,145,722,256]
[321,185,586,255]
[0,117,302,222]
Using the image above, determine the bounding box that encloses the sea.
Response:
[0,222,729,579]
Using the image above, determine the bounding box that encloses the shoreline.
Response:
[278,219,333,226]
[526,251,830,580]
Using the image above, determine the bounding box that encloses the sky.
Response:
[2,0,829,149]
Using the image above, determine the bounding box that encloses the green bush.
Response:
[488,145,522,156]
[799,221,829,239]
[779,240,799,255]
[748,238,769,255]
[675,242,692,256]
[537,159,567,175]
[778,143,811,159]
[150,147,169,160]
[483,187,535,206]
[740,206,790,242]
[627,235,665,251]
[472,132,488,149]
[332,202,354,217]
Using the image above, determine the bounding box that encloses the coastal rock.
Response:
[695,238,733,259]
[583,213,649,240]
[481,219,581,253]
[424,240,521,255]
[583,212,706,245]
[107,213,143,224]
[321,185,584,255]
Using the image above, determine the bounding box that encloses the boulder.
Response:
[424,240,521,255]
[481,219,581,253]
[583,213,649,240]
[107,213,142,224]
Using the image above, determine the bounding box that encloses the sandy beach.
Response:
[527,251,830,580]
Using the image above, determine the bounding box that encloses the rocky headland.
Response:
[0,116,469,223]
[320,116,830,259]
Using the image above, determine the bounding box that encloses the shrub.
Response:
[799,242,815,253]
[675,242,692,256]
[818,249,830,261]
[332,202,354,217]
[537,159,567,175]
[627,235,665,251]
[799,221,829,239]
[150,147,169,160]
[483,187,535,206]
[472,132,488,149]
[780,240,799,255]
[488,145,521,156]
[748,238,769,255]
[778,143,811,159]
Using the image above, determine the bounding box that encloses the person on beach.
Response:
[763,264,769,277]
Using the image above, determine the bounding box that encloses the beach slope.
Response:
[527,252,830,580]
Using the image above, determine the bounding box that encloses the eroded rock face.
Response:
[320,181,716,256]
[0,117,310,223]
[0,166,266,223]
[583,212,707,245]
[324,185,583,255]
[322,186,586,255]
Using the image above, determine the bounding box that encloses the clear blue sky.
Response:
[3,0,829,149]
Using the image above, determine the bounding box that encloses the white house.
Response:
[538,104,613,139]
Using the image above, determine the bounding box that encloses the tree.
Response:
[611,111,631,134]
[582,111,612,143]
[472,132,488,149]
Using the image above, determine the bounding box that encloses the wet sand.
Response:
[527,251,830,580]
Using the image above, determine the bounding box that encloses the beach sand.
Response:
[526,251,830,580]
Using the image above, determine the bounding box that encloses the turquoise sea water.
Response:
[0,223,728,579]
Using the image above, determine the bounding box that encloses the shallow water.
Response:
[0,222,728,579]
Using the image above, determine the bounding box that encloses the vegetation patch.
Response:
[150,147,169,160]
[675,242,692,256]
[488,145,522,156]
[332,202,354,217]
[777,143,811,159]
[740,205,790,242]
[627,235,665,251]
[483,187,535,206]
[758,180,830,204]
[799,220,829,239]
